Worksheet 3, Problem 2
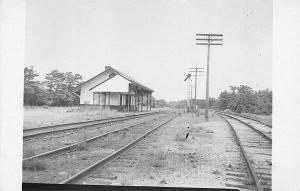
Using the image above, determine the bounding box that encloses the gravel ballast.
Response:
[22,114,171,183]
[83,113,255,190]
[23,114,165,157]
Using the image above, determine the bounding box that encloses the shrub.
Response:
[149,148,167,168]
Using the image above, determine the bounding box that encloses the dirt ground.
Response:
[84,112,248,189]
[23,106,161,129]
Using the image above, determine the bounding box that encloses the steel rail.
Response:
[220,115,264,191]
[214,111,272,128]
[23,112,160,139]
[60,115,177,184]
[232,114,272,128]
[23,121,147,162]
[24,111,158,133]
[223,114,272,142]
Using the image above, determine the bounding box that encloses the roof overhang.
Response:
[71,66,154,94]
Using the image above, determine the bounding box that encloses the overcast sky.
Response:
[25,0,272,101]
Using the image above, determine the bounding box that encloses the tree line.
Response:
[154,85,272,115]
[153,98,209,109]
[24,66,272,115]
[24,66,82,106]
[216,85,272,115]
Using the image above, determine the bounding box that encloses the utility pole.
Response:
[188,84,194,109]
[186,84,193,108]
[190,85,193,107]
[189,68,204,111]
[184,73,192,110]
[196,33,223,119]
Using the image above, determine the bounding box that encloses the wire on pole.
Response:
[196,43,223,46]
[196,34,223,36]
[195,33,223,119]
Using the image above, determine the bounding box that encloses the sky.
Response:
[25,0,272,101]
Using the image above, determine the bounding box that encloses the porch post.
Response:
[127,94,130,112]
[104,92,106,109]
[150,93,152,112]
[138,97,139,112]
[141,95,143,112]
[135,90,137,112]
[108,92,110,109]
[147,94,149,112]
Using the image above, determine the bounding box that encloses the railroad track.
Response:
[23,122,142,161]
[232,114,272,128]
[23,113,166,157]
[23,113,177,184]
[223,114,272,141]
[215,111,272,128]
[220,115,272,191]
[23,111,161,139]
[23,113,165,161]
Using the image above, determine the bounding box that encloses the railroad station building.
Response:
[72,66,154,112]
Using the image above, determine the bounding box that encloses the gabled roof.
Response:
[72,66,154,93]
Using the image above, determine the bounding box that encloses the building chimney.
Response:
[105,66,110,70]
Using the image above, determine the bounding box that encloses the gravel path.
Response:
[83,113,254,190]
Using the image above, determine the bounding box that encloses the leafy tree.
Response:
[64,72,82,89]
[254,89,272,114]
[24,66,39,85]
[24,67,82,106]
[44,70,65,95]
[209,98,218,109]
[24,66,49,105]
[228,85,257,113]
[24,83,49,105]
[168,100,187,108]
[44,70,82,106]
[155,99,168,108]
[216,85,272,115]
[218,90,231,110]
